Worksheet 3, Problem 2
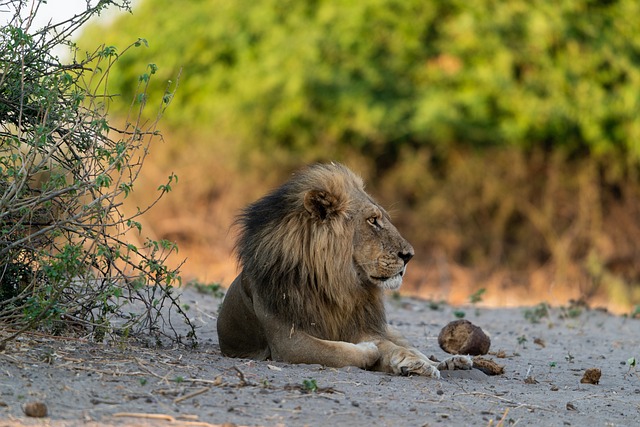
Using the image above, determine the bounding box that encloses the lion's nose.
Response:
[398,247,414,265]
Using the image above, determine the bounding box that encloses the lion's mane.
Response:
[235,163,386,342]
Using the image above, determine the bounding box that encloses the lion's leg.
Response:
[254,299,380,369]
[274,332,381,369]
[372,327,473,378]
[218,275,271,359]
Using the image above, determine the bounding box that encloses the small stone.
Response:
[438,320,491,355]
[23,401,48,418]
[580,368,601,385]
[533,337,546,348]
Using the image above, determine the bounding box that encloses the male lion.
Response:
[217,163,472,377]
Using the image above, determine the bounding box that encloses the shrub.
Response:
[0,0,194,344]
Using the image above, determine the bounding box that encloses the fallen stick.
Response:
[174,387,210,404]
[113,412,231,427]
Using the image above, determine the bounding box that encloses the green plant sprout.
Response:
[469,288,486,304]
[625,357,638,380]
[517,335,528,348]
[302,379,318,393]
[453,310,466,319]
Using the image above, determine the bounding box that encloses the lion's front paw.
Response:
[437,355,473,371]
[390,349,441,379]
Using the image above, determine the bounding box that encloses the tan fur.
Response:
[216,163,473,377]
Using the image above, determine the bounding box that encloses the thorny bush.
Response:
[0,0,195,345]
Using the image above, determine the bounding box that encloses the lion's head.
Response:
[234,163,414,340]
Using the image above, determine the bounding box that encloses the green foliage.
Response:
[625,357,639,380]
[302,378,318,393]
[453,310,466,319]
[187,279,225,299]
[469,288,486,304]
[517,335,528,347]
[559,305,583,320]
[523,303,550,324]
[0,0,193,344]
[80,0,640,162]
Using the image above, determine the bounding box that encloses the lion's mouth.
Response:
[371,267,406,290]
[371,273,402,282]
[372,265,407,280]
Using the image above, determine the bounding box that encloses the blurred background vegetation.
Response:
[78,0,640,312]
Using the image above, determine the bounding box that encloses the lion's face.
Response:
[351,194,414,291]
[298,165,414,292]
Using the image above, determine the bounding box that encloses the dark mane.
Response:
[235,163,386,341]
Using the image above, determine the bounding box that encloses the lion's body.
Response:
[217,163,472,377]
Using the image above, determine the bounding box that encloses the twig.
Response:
[269,407,302,413]
[173,387,210,404]
[113,413,174,421]
[71,365,145,377]
[233,365,253,386]
[90,398,121,405]
[454,391,555,412]
[0,328,89,342]
[135,356,169,381]
[112,412,237,426]
[187,376,224,386]
[495,408,511,427]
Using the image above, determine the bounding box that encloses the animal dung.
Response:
[580,368,602,385]
[438,319,491,355]
[472,356,505,376]
[23,401,48,417]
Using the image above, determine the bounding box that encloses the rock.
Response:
[23,401,48,418]
[438,319,491,355]
[580,368,601,385]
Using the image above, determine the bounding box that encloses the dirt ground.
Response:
[1,286,639,427]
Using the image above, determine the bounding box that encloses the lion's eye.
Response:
[367,217,381,228]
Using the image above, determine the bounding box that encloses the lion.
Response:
[216,162,472,377]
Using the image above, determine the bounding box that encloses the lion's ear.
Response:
[303,190,341,221]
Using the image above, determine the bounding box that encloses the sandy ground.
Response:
[1,286,639,427]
